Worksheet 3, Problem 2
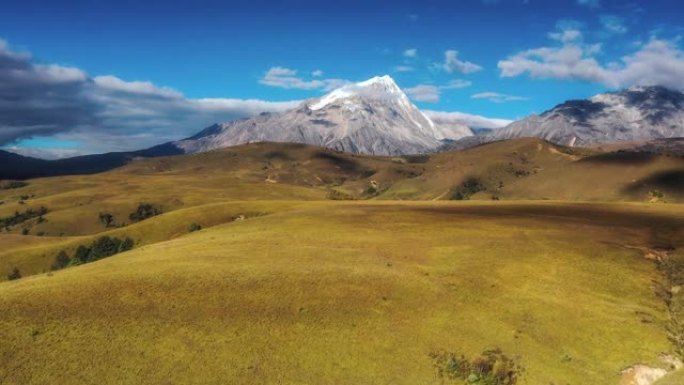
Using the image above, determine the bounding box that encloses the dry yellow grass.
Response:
[655,368,684,385]
[2,201,683,384]
[1,140,684,384]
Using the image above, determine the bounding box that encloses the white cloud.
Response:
[424,110,512,129]
[441,79,472,89]
[442,50,483,74]
[259,66,349,91]
[93,75,183,98]
[614,40,684,88]
[549,29,582,43]
[600,15,627,34]
[312,70,324,77]
[4,146,84,160]
[394,65,415,72]
[498,34,684,90]
[471,92,529,103]
[34,64,88,84]
[405,85,440,103]
[577,0,599,8]
[260,66,326,90]
[187,98,300,114]
[404,79,472,103]
[75,78,302,153]
[0,40,302,155]
[498,44,608,83]
[403,48,418,58]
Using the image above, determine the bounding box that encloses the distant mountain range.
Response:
[3,79,684,180]
[485,85,684,146]
[0,143,181,180]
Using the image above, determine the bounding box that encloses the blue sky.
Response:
[1,0,684,157]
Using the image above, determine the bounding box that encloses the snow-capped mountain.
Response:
[174,75,473,156]
[488,86,684,146]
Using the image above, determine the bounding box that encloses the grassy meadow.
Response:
[656,368,684,385]
[2,139,684,384]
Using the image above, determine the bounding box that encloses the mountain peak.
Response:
[174,74,473,156]
[591,85,684,109]
[625,84,671,93]
[356,75,400,90]
[489,85,684,147]
[309,75,403,111]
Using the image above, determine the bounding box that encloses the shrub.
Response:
[188,223,202,232]
[651,190,665,198]
[0,180,28,190]
[68,257,83,267]
[129,203,161,222]
[88,236,123,261]
[327,190,355,200]
[7,267,21,281]
[403,154,431,164]
[51,251,70,271]
[99,212,116,228]
[72,245,90,265]
[513,169,531,177]
[451,177,486,200]
[0,207,48,227]
[21,228,29,235]
[430,348,522,385]
[452,191,467,201]
[58,236,134,270]
[120,237,134,252]
[657,252,684,358]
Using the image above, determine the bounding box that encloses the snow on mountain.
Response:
[309,76,404,111]
[174,75,473,156]
[488,86,684,146]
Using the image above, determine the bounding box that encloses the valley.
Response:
[3,1,684,384]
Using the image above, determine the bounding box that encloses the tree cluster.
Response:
[1,207,48,229]
[51,236,135,270]
[129,203,162,222]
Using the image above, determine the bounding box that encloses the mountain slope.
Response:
[175,76,473,156]
[4,138,684,250]
[489,86,684,146]
[0,144,183,180]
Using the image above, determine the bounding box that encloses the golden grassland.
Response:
[1,139,684,384]
[655,368,684,385]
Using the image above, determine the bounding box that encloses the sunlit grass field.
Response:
[2,139,684,384]
[656,368,684,385]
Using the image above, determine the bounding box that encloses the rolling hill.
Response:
[1,199,682,385]
[2,138,684,385]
